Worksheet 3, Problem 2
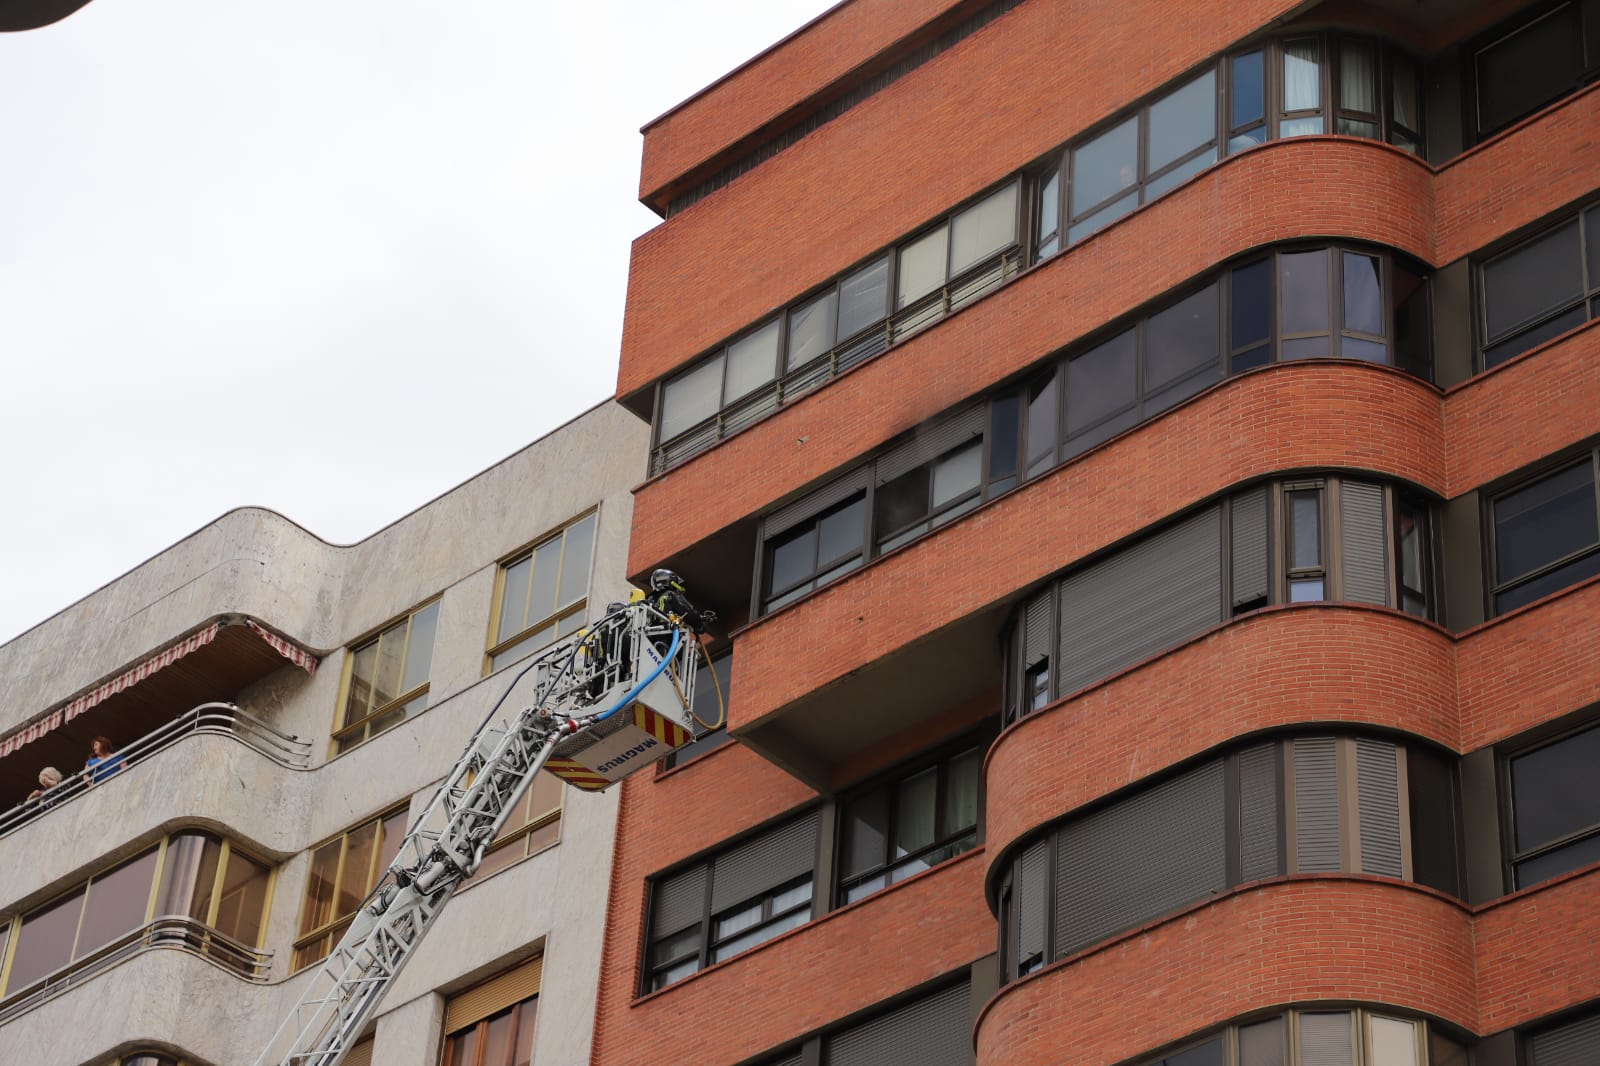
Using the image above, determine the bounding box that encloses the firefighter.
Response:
[648,569,715,634]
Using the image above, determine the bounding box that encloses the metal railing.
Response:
[0,702,311,839]
[0,915,272,1025]
[651,248,1022,475]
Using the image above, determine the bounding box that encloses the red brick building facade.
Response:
[600,1,1600,1063]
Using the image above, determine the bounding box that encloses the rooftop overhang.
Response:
[0,0,97,31]
[0,617,317,807]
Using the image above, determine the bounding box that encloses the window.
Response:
[998,478,1433,718]
[1528,1005,1600,1066]
[1473,1,1600,139]
[1489,453,1600,614]
[762,492,867,613]
[998,733,1459,982]
[653,183,1020,474]
[754,977,973,1066]
[1507,720,1600,888]
[1136,1010,1469,1066]
[489,512,597,671]
[334,599,441,754]
[294,806,409,970]
[1479,204,1600,367]
[440,957,541,1066]
[661,648,733,769]
[470,771,563,881]
[0,832,272,1000]
[837,739,983,904]
[643,811,819,992]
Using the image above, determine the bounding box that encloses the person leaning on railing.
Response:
[25,766,62,806]
[83,736,125,785]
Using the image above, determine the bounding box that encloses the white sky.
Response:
[0,0,837,644]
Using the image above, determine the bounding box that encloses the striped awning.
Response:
[0,619,317,758]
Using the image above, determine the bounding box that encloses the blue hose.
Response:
[592,629,682,723]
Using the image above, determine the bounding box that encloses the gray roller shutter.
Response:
[1023,590,1051,667]
[1016,839,1048,967]
[826,980,972,1066]
[764,470,870,538]
[652,864,707,936]
[1054,759,1227,956]
[763,1052,806,1066]
[1297,1012,1355,1066]
[711,811,819,914]
[1294,737,1342,872]
[1357,739,1404,878]
[1238,742,1282,882]
[875,405,986,485]
[1340,481,1389,605]
[1056,506,1223,696]
[1531,1010,1600,1066]
[1231,487,1269,608]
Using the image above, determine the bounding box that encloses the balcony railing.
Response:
[0,702,311,839]
[0,916,272,1025]
[651,248,1023,474]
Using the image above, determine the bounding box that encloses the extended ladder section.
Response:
[253,601,701,1066]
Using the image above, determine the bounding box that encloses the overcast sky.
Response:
[0,0,836,644]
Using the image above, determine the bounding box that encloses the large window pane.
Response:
[527,537,563,625]
[1037,170,1061,257]
[931,443,982,509]
[1511,723,1600,853]
[337,821,378,918]
[817,498,865,566]
[1283,40,1323,113]
[1290,491,1322,569]
[9,889,85,990]
[1482,221,1583,342]
[214,851,271,946]
[1239,1017,1287,1066]
[838,257,889,339]
[1144,149,1216,200]
[842,787,888,879]
[944,748,981,832]
[556,513,596,608]
[876,468,930,536]
[787,290,837,371]
[724,319,781,403]
[1230,50,1266,140]
[989,395,1021,484]
[1339,40,1378,115]
[898,227,948,308]
[75,849,158,957]
[659,356,723,441]
[1148,71,1217,173]
[1230,257,1273,363]
[1066,329,1137,433]
[1168,1037,1226,1066]
[1475,4,1584,134]
[1025,369,1059,469]
[301,839,342,935]
[400,601,438,695]
[950,184,1018,275]
[1493,461,1599,582]
[1343,253,1383,336]
[1280,251,1330,334]
[894,768,938,857]
[1145,284,1220,390]
[1370,1017,1418,1066]
[1072,117,1139,214]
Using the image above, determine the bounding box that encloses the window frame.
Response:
[440,991,539,1066]
[1468,0,1600,142]
[1485,449,1600,615]
[486,510,599,674]
[292,805,409,972]
[760,490,869,614]
[833,730,989,907]
[333,597,442,755]
[1133,1007,1465,1066]
[1502,717,1600,889]
[1476,201,1600,369]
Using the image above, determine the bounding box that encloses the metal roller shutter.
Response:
[1023,590,1051,667]
[1016,839,1048,966]
[1531,1010,1600,1066]
[1357,739,1404,878]
[1056,507,1223,697]
[344,1040,374,1066]
[652,864,708,936]
[875,405,986,485]
[1294,737,1342,872]
[1297,1012,1355,1066]
[1340,481,1389,605]
[711,811,820,914]
[1231,487,1269,608]
[1238,742,1282,882]
[826,980,972,1066]
[1053,759,1227,956]
[443,955,542,1034]
[764,470,870,538]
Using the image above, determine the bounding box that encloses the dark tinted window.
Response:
[1493,460,1599,606]
[1475,3,1586,136]
[768,526,817,595]
[1511,722,1600,854]
[1483,222,1583,343]
[1280,250,1331,335]
[1066,329,1137,436]
[1025,369,1060,472]
[1230,258,1273,368]
[876,469,930,536]
[1165,1036,1226,1066]
[988,395,1021,487]
[1146,283,1220,392]
[1231,50,1265,132]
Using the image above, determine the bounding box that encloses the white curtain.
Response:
[1340,42,1378,114]
[1283,40,1322,111]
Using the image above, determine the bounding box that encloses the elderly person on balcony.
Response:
[26,766,62,804]
[83,736,125,784]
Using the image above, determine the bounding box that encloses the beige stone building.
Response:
[0,401,648,1066]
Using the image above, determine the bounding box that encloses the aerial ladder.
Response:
[253,578,714,1066]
